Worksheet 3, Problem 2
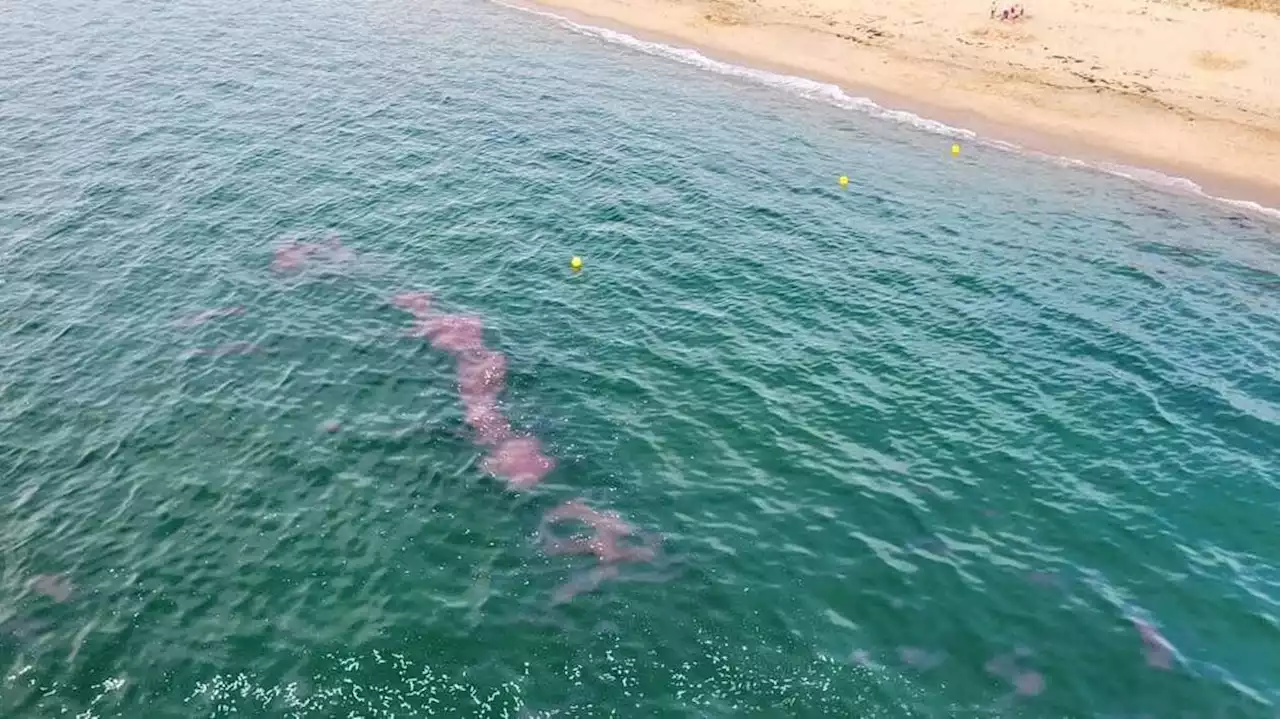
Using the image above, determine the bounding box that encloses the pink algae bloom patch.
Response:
[29,574,73,603]
[391,291,433,318]
[462,396,513,446]
[184,341,262,358]
[550,564,620,605]
[1132,618,1175,670]
[1014,671,1045,696]
[417,314,485,353]
[173,306,245,328]
[271,241,319,272]
[538,500,659,563]
[271,233,355,273]
[481,436,555,489]
[897,646,945,669]
[457,350,507,398]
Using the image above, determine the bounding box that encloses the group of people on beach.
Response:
[990,2,1027,20]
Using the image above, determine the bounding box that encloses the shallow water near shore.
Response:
[2,0,1279,716]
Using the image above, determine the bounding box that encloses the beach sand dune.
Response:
[520,0,1280,206]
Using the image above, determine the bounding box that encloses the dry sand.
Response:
[517,0,1280,209]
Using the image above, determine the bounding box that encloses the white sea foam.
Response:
[180,643,915,717]
[496,1,1280,224]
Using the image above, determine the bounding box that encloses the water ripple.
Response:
[1,0,1278,716]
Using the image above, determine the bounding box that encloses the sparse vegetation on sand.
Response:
[1210,0,1280,14]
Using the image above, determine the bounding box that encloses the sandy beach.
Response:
[518,0,1280,209]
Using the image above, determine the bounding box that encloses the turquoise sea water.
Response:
[2,0,1279,716]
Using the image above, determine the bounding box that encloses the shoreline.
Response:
[503,0,1280,219]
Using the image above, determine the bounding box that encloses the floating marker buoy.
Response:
[951,144,961,156]
[570,256,583,271]
[839,175,849,187]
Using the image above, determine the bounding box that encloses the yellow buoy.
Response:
[951,143,961,157]
[839,175,849,187]
[570,256,583,271]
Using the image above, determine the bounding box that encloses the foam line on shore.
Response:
[497,0,1280,224]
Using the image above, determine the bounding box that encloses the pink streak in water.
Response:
[271,241,318,272]
[29,574,73,603]
[985,648,1046,698]
[186,341,261,358]
[391,291,433,318]
[462,396,514,446]
[418,314,485,353]
[271,234,355,272]
[1014,671,1045,696]
[544,535,658,563]
[543,500,634,537]
[1131,618,1175,670]
[539,500,660,563]
[173,306,245,328]
[480,436,555,489]
[529,470,660,606]
[322,234,355,264]
[984,653,1017,679]
[457,350,507,398]
[898,646,945,669]
[550,564,620,605]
